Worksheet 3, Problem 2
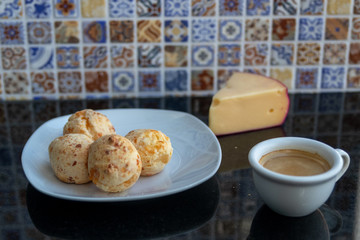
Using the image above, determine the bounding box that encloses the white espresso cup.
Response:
[248,137,350,217]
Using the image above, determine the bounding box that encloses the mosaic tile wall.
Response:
[0,0,360,100]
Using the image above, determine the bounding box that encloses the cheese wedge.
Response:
[209,72,289,136]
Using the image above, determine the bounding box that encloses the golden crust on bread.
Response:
[48,134,93,184]
[63,109,115,141]
[88,134,142,192]
[125,129,173,176]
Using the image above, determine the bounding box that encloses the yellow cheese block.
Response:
[209,72,289,136]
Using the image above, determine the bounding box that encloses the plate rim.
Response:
[21,108,222,202]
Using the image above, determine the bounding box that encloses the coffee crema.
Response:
[259,149,331,176]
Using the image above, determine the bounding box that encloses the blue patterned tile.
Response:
[192,19,216,43]
[165,0,189,16]
[109,0,134,18]
[139,70,161,92]
[54,0,79,18]
[165,70,188,91]
[219,19,242,41]
[296,67,319,89]
[25,0,51,18]
[192,45,215,67]
[83,46,108,69]
[219,0,243,16]
[192,0,216,16]
[271,44,294,66]
[56,46,80,69]
[82,21,106,43]
[29,47,54,69]
[300,0,323,15]
[246,0,270,16]
[0,0,23,19]
[27,21,52,44]
[112,71,135,92]
[0,22,25,44]
[273,0,297,15]
[164,20,188,42]
[218,44,241,67]
[321,67,345,89]
[138,45,161,68]
[298,18,323,41]
[319,93,342,112]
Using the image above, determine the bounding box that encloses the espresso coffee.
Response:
[259,149,331,176]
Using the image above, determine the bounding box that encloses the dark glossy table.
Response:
[1,92,359,240]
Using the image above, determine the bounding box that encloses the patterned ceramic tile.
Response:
[1,47,26,70]
[219,0,242,16]
[54,21,79,44]
[246,0,270,16]
[296,68,318,89]
[270,68,293,89]
[25,0,51,18]
[110,46,134,68]
[217,69,239,89]
[81,0,105,17]
[245,19,269,41]
[218,19,242,42]
[0,22,24,44]
[192,45,215,67]
[137,20,161,43]
[347,68,360,88]
[244,43,268,66]
[273,0,297,15]
[218,44,241,67]
[58,71,82,93]
[138,45,161,68]
[321,67,345,89]
[355,0,360,14]
[31,72,55,94]
[138,70,161,92]
[298,18,323,40]
[0,0,22,19]
[323,43,346,65]
[191,70,214,91]
[164,20,188,42]
[137,0,161,17]
[54,0,79,18]
[56,47,80,69]
[192,19,216,43]
[325,18,349,40]
[112,71,135,92]
[109,0,134,18]
[164,46,188,67]
[352,18,360,40]
[83,21,106,43]
[271,44,294,66]
[85,71,109,93]
[192,0,216,16]
[327,0,350,15]
[83,46,107,69]
[300,0,323,15]
[3,72,29,94]
[297,43,321,65]
[164,0,189,16]
[109,21,133,43]
[243,68,267,75]
[27,22,52,44]
[165,70,188,91]
[349,43,360,64]
[272,18,296,40]
[29,46,54,69]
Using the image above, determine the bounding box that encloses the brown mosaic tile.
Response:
[31,72,56,94]
[272,18,296,40]
[191,70,214,91]
[83,46,108,69]
[137,0,161,17]
[81,0,105,18]
[244,43,268,66]
[355,0,360,14]
[164,46,188,67]
[85,71,109,93]
[352,17,360,40]
[54,21,79,44]
[109,21,134,43]
[327,0,351,15]
[245,19,269,41]
[270,68,293,89]
[297,43,321,65]
[137,20,161,43]
[217,69,239,90]
[111,46,134,68]
[243,68,267,76]
[323,43,347,65]
[325,18,349,40]
[349,43,360,64]
[1,47,26,70]
[3,73,29,94]
[192,0,216,16]
[58,71,82,93]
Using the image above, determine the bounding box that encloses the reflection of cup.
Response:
[247,204,343,240]
[26,176,220,240]
[249,137,350,217]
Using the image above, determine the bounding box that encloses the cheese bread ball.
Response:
[125,129,173,176]
[48,134,93,184]
[63,109,115,141]
[88,134,142,192]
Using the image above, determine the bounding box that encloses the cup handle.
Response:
[335,149,350,182]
